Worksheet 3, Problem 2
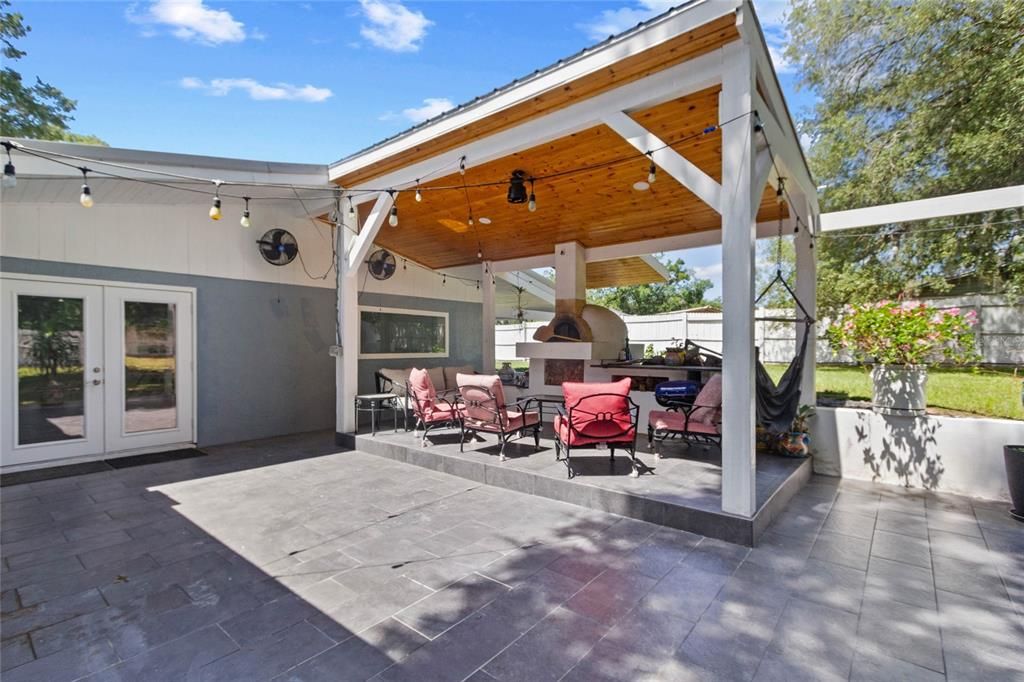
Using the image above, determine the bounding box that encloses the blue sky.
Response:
[13,0,817,296]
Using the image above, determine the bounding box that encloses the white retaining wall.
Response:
[810,407,1024,501]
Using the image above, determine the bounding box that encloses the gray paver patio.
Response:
[1,431,1022,681]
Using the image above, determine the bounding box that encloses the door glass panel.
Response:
[124,301,177,433]
[17,295,85,444]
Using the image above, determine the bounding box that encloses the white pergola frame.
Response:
[331,0,819,518]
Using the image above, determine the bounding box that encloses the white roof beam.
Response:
[603,111,722,213]
[345,191,394,276]
[820,185,1024,232]
[497,272,555,304]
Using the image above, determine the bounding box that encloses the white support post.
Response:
[482,263,496,373]
[336,196,361,434]
[795,191,817,405]
[719,42,758,518]
[347,192,394,272]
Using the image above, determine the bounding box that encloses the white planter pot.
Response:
[871,364,928,416]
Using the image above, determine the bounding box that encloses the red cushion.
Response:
[421,401,459,424]
[456,373,506,426]
[554,414,635,446]
[689,374,722,425]
[410,368,445,420]
[559,378,634,442]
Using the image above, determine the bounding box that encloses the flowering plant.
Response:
[826,301,979,366]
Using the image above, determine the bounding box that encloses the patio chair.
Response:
[553,378,640,479]
[408,367,461,446]
[455,373,540,461]
[647,374,723,457]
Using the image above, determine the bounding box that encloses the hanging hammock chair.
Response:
[753,179,815,434]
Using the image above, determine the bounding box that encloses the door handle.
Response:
[92,379,103,385]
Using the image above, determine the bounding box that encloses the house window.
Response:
[359,307,449,359]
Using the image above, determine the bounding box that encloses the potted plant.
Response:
[779,404,815,457]
[826,301,978,416]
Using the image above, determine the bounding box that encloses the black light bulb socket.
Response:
[3,161,14,177]
[212,197,221,209]
[507,170,528,204]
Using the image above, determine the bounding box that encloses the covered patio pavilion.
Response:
[330,0,819,523]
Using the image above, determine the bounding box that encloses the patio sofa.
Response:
[374,365,476,398]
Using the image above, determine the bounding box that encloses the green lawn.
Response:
[767,364,1024,421]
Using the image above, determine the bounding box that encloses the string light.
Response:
[240,196,252,228]
[2,142,15,189]
[459,156,466,176]
[647,153,657,184]
[527,178,536,212]
[387,190,398,227]
[477,249,483,259]
[348,196,355,215]
[209,182,223,221]
[415,180,422,202]
[78,168,93,208]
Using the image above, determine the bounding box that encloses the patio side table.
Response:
[354,392,403,435]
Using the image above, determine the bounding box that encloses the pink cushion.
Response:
[421,402,459,424]
[505,408,540,432]
[410,368,441,419]
[457,373,506,426]
[554,414,635,446]
[649,409,719,436]
[689,374,722,425]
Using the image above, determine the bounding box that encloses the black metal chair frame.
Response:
[375,370,462,434]
[456,389,540,462]
[647,404,722,458]
[404,384,461,447]
[554,394,641,479]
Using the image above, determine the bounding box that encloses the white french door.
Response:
[1,276,195,469]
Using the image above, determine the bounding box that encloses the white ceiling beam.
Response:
[491,254,556,273]
[330,0,741,181]
[602,111,722,213]
[332,46,732,191]
[820,185,1024,232]
[751,147,774,219]
[640,254,672,281]
[496,271,555,304]
[345,191,393,276]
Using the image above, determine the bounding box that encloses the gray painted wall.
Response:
[2,257,336,447]
[357,291,483,393]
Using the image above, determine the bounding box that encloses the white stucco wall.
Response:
[810,407,1024,501]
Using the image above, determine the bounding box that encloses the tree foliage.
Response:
[0,0,104,143]
[787,0,1024,312]
[588,256,715,314]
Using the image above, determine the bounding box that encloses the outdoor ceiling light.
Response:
[507,170,528,204]
[478,217,491,224]
[633,181,650,191]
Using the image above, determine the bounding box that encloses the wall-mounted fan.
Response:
[257,229,298,266]
[367,249,397,280]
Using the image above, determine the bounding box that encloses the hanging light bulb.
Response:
[442,274,447,285]
[209,182,222,221]
[527,178,537,213]
[468,215,474,226]
[387,190,398,226]
[459,156,466,176]
[348,197,355,215]
[403,258,407,270]
[776,177,786,205]
[648,159,657,184]
[78,168,94,208]
[240,197,252,228]
[2,143,15,189]
[477,249,483,259]
[415,187,422,202]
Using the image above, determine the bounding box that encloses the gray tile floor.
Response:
[1,431,1022,681]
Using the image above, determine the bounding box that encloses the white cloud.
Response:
[578,0,673,42]
[180,77,333,102]
[694,263,723,280]
[128,0,249,45]
[358,0,432,52]
[401,97,454,123]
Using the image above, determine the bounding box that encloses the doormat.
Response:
[1,448,207,487]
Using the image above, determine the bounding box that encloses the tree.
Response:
[787,0,1024,313]
[588,256,715,314]
[1,0,105,143]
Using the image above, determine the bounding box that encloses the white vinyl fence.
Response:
[496,295,1023,366]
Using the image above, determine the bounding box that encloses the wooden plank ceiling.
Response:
[586,257,668,288]
[369,86,787,269]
